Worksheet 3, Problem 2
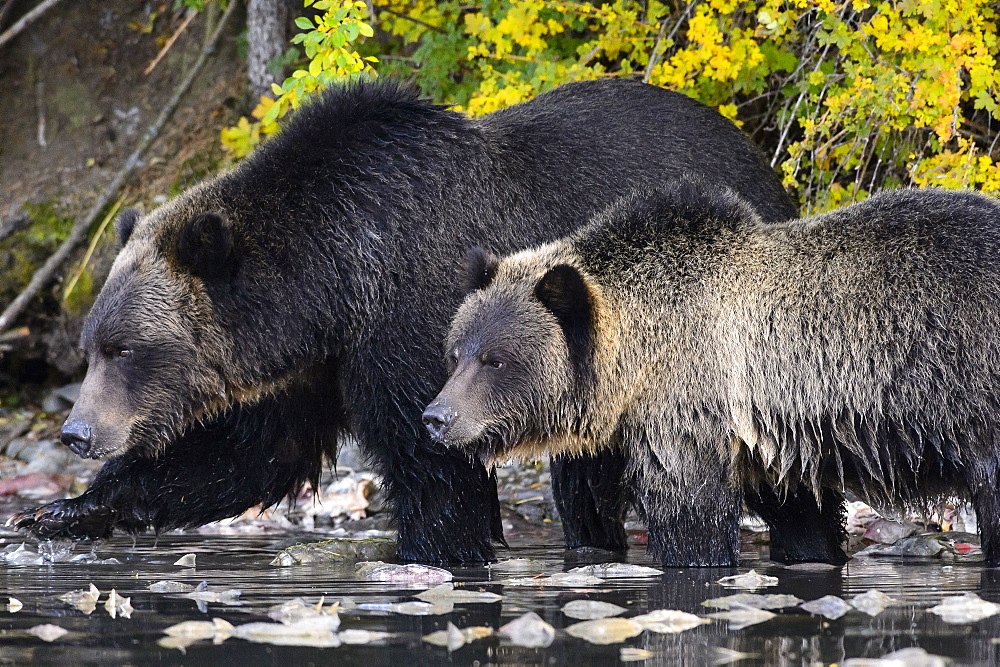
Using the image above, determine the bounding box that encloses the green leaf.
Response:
[294,16,314,30]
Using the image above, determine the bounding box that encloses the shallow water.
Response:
[0,532,997,666]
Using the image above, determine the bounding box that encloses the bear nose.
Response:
[422,405,456,441]
[60,420,93,458]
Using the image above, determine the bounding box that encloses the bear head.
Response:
[422,246,595,460]
[61,187,264,460]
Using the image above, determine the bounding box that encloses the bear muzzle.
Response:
[60,419,94,458]
[422,403,457,442]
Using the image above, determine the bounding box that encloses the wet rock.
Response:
[711,647,760,664]
[16,440,72,476]
[174,553,197,567]
[271,537,396,566]
[0,470,74,496]
[163,618,234,643]
[850,589,894,617]
[357,600,454,616]
[2,542,43,565]
[41,383,80,412]
[29,624,68,642]
[846,501,880,536]
[180,583,243,612]
[799,595,850,620]
[781,562,839,571]
[631,609,711,633]
[58,584,101,614]
[929,592,1000,624]
[620,648,656,662]
[338,629,394,644]
[148,581,196,593]
[843,647,950,666]
[716,569,778,589]
[354,560,390,577]
[363,563,453,584]
[565,618,643,644]
[702,593,802,610]
[498,611,555,648]
[863,517,920,544]
[569,563,664,579]
[231,615,342,648]
[562,599,627,620]
[503,572,603,587]
[414,583,502,604]
[706,605,776,630]
[853,534,958,559]
[489,557,547,572]
[422,622,493,651]
[267,597,340,624]
[104,589,132,619]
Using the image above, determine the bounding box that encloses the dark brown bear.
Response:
[426,183,1000,567]
[14,81,796,563]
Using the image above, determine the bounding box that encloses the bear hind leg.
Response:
[964,459,1000,567]
[745,483,848,565]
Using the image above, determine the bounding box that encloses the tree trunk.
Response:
[246,0,286,101]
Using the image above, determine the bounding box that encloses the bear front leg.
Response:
[366,435,504,564]
[630,432,741,567]
[550,450,630,552]
[744,483,848,565]
[12,396,333,540]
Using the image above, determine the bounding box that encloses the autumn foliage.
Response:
[223,0,1000,212]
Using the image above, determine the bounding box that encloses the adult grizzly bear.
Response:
[14,80,797,563]
[425,183,1000,567]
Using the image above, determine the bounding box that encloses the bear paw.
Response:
[7,499,117,541]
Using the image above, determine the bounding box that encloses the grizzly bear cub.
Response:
[424,182,1000,567]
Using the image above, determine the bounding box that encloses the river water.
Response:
[0,531,996,665]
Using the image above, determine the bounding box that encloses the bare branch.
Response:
[0,0,66,50]
[0,0,238,332]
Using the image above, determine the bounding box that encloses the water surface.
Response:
[0,533,997,665]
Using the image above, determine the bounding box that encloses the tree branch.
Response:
[0,0,238,332]
[0,0,65,50]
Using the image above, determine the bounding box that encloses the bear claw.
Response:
[7,500,116,541]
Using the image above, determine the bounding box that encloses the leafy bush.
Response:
[224,0,1000,212]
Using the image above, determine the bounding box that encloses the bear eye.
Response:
[117,349,132,359]
[485,358,504,369]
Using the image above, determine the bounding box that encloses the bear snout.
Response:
[422,404,456,441]
[60,419,94,458]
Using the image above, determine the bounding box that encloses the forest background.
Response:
[0,0,997,397]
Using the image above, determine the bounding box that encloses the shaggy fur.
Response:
[15,80,795,563]
[428,182,1000,567]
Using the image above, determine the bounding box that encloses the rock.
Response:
[564,618,643,645]
[799,595,851,620]
[498,612,555,648]
[631,609,711,633]
[929,592,1000,624]
[561,599,627,620]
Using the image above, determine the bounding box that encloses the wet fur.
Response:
[446,182,1000,566]
[20,81,796,562]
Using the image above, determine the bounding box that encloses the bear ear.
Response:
[535,264,594,378]
[177,212,234,280]
[534,264,592,328]
[115,208,141,247]
[460,247,500,293]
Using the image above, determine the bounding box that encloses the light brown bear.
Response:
[424,182,1000,567]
